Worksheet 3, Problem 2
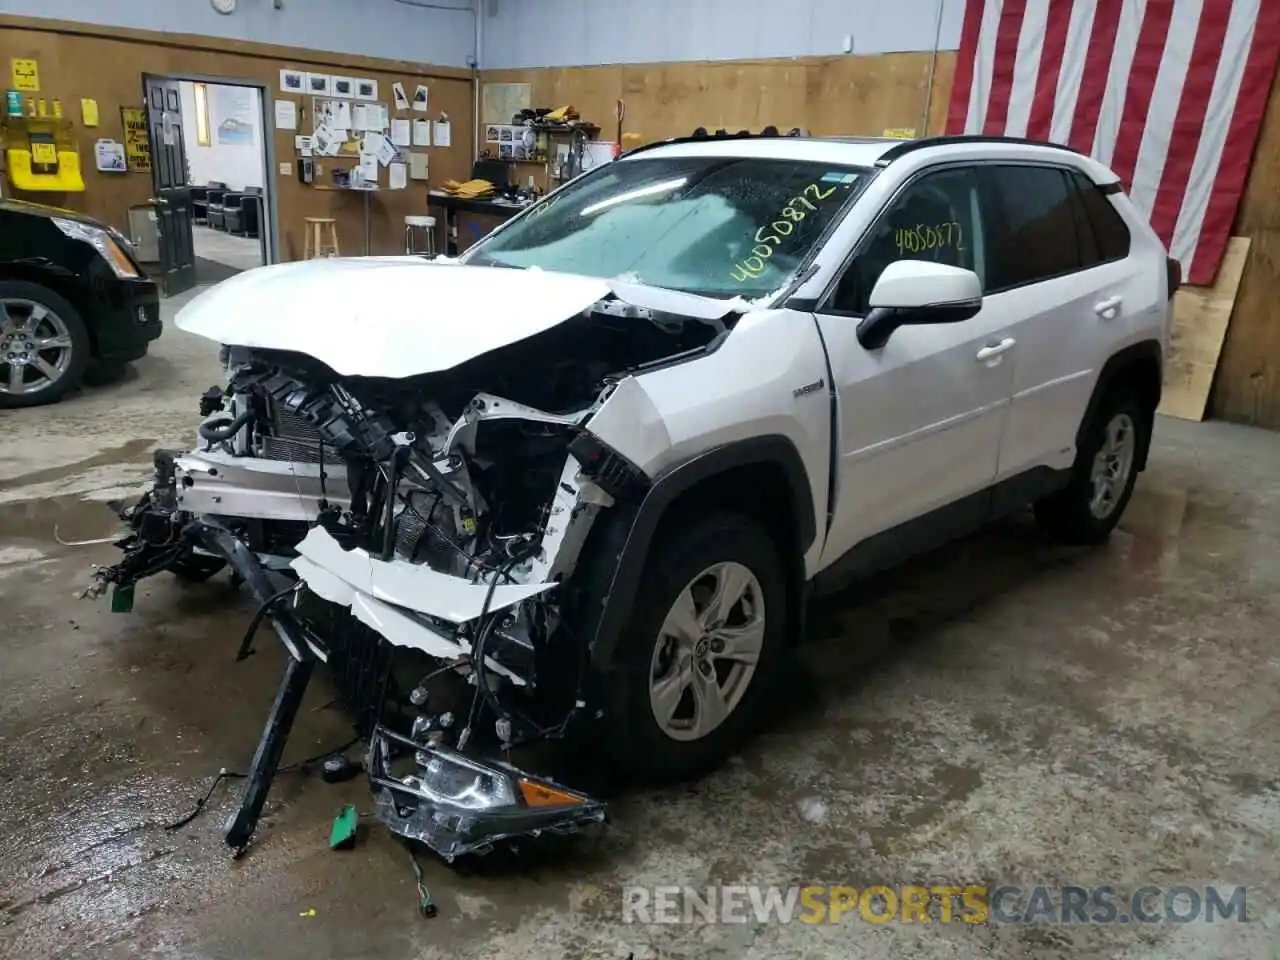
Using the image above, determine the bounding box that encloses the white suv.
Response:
[103,133,1174,853]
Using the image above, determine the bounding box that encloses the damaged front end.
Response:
[92,262,738,859]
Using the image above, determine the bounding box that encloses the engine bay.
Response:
[197,301,722,584]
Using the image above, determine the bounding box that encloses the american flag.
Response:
[945,0,1280,286]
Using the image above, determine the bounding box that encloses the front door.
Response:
[814,165,1016,566]
[143,74,196,295]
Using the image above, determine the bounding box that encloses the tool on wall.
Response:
[613,99,625,158]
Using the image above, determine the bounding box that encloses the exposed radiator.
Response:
[259,403,344,465]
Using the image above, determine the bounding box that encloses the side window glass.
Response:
[1071,170,1131,262]
[1066,174,1101,268]
[827,167,984,316]
[984,166,1080,291]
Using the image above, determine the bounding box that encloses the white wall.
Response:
[0,0,477,67]
[480,0,963,69]
[179,81,264,189]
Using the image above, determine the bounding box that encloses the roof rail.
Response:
[874,134,1086,167]
[619,126,809,160]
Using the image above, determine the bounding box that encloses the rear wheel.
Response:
[607,513,786,782]
[1035,391,1145,544]
[0,281,91,409]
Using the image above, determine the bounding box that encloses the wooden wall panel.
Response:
[1210,64,1280,428]
[0,16,474,262]
[482,51,954,185]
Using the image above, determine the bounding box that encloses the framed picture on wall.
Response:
[306,73,332,96]
[280,69,305,94]
[332,76,355,98]
[354,78,378,101]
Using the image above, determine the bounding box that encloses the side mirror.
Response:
[856,260,983,350]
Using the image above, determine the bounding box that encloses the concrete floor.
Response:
[1,294,1278,959]
[194,225,264,272]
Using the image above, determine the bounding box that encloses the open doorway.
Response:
[141,73,277,297]
[181,81,268,284]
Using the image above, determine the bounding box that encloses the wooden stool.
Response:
[303,218,340,259]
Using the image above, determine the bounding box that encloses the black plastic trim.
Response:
[874,134,1088,167]
[618,129,799,160]
[812,465,1069,597]
[1098,181,1124,195]
[588,435,817,669]
[1078,340,1164,471]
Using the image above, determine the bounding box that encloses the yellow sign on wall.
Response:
[120,106,152,173]
[882,128,917,139]
[11,58,39,91]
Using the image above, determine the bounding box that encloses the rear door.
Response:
[977,164,1137,481]
[143,74,197,295]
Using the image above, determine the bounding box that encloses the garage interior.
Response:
[2,2,1280,958]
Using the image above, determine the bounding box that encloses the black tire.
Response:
[0,280,91,410]
[606,512,787,783]
[1035,391,1146,545]
[83,359,129,387]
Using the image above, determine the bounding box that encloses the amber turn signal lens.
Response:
[518,778,584,807]
[103,237,141,278]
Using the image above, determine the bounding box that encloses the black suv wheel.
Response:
[1036,390,1146,544]
[607,512,787,782]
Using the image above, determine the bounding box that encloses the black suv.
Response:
[0,199,162,409]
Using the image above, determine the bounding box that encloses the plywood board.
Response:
[1207,64,1280,428]
[1158,236,1252,422]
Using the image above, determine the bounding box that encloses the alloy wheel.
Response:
[1089,412,1136,520]
[648,561,765,742]
[0,298,75,398]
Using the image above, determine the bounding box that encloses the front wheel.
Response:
[0,281,91,409]
[1035,391,1146,545]
[606,512,787,783]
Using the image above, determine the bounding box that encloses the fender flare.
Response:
[1077,339,1163,470]
[585,435,817,671]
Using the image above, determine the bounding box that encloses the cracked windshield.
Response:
[462,156,868,298]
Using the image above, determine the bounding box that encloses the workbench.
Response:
[426,190,527,255]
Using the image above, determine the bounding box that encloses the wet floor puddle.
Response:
[0,495,125,555]
[0,438,156,494]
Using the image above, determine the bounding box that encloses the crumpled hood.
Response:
[176,258,617,378]
[176,257,751,379]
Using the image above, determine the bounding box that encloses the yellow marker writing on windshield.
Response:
[730,180,845,282]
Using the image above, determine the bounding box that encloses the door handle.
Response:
[975,338,1016,362]
[1094,295,1123,318]
[147,197,169,206]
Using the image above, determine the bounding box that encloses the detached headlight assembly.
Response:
[413,750,518,810]
[368,725,608,861]
[51,216,141,279]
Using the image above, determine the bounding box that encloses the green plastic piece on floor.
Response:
[330,804,358,850]
[111,584,135,613]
